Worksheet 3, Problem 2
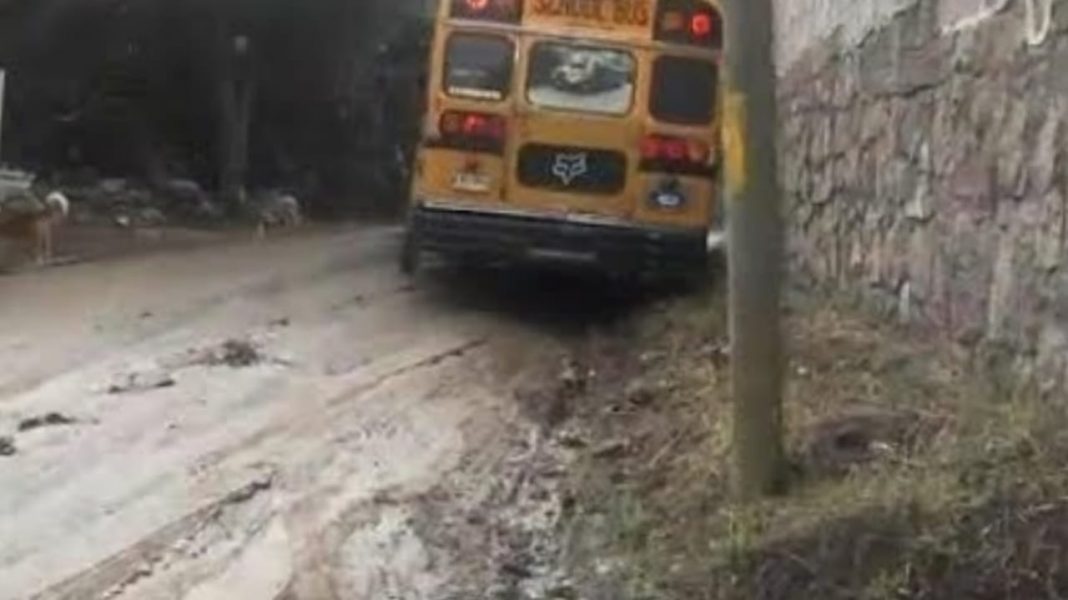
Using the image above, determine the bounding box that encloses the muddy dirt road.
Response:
[0,226,629,599]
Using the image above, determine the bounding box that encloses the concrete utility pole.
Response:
[722,0,788,498]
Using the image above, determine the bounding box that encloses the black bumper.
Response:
[409,205,708,276]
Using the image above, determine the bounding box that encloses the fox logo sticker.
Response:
[551,153,589,186]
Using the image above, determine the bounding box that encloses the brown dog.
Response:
[0,191,70,266]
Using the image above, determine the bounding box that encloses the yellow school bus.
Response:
[402,0,723,278]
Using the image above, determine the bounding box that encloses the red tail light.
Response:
[640,136,662,161]
[438,110,506,154]
[449,0,522,23]
[641,134,714,176]
[690,13,713,38]
[663,138,688,161]
[655,0,722,49]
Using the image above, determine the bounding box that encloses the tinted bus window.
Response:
[650,56,717,124]
[444,34,514,101]
[527,43,636,116]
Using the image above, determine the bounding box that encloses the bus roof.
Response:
[440,0,723,48]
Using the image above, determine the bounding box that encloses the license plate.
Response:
[452,173,491,193]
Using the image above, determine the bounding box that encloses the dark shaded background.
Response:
[0,0,431,217]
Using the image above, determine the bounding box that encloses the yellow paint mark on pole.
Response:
[722,91,748,197]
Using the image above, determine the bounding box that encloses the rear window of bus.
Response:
[444,33,513,101]
[527,42,636,116]
[650,56,717,125]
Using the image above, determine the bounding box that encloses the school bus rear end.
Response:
[404,0,723,278]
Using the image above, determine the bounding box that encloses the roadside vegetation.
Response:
[548,285,1068,599]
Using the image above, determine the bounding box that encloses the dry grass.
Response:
[556,289,1068,599]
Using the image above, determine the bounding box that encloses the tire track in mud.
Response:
[185,338,488,477]
[270,357,582,600]
[22,337,489,600]
[276,487,434,600]
[410,428,577,600]
[175,338,545,600]
[32,473,278,600]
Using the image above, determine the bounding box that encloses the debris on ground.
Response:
[622,378,659,407]
[0,436,16,456]
[63,175,311,228]
[558,358,589,395]
[205,339,263,368]
[410,424,578,600]
[222,473,275,505]
[514,357,593,432]
[0,168,34,202]
[104,338,273,397]
[799,405,942,477]
[515,384,573,432]
[107,368,177,395]
[18,412,78,432]
[55,176,237,229]
[173,338,266,369]
[591,438,629,460]
[556,428,589,450]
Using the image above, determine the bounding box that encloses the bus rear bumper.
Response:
[408,203,709,276]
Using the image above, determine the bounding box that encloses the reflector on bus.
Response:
[450,0,523,23]
[654,0,722,49]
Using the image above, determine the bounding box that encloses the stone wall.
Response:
[776,0,1068,388]
[774,0,918,73]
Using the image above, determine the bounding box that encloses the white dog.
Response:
[255,193,303,238]
[0,190,69,265]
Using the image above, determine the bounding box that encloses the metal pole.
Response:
[722,0,788,498]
